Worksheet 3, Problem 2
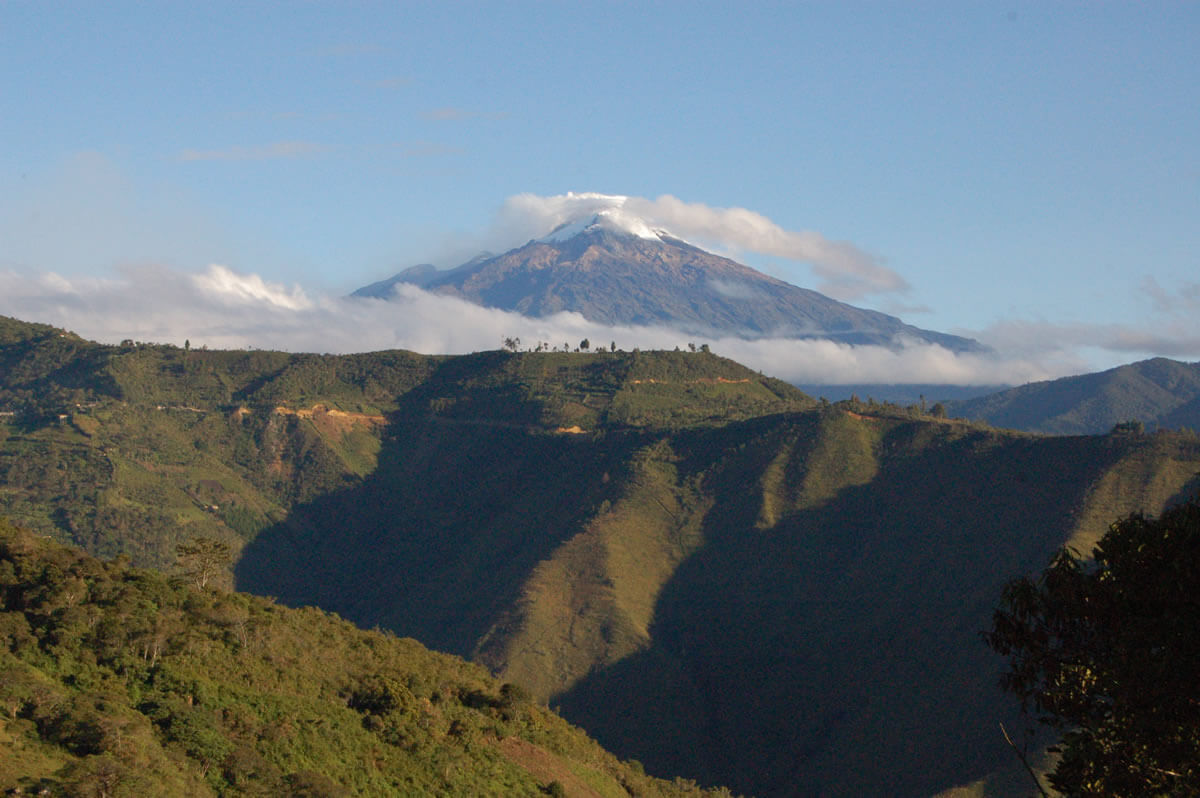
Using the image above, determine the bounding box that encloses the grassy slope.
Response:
[0,317,437,574]
[554,419,1198,797]
[238,371,1200,797]
[0,519,731,797]
[236,350,813,660]
[7,317,1200,796]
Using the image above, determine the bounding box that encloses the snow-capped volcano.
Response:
[353,198,983,352]
[537,194,675,243]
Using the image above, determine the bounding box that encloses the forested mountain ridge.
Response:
[0,314,808,572]
[0,519,731,797]
[0,314,441,569]
[4,314,1200,796]
[945,356,1200,434]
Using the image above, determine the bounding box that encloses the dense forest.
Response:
[0,518,733,797]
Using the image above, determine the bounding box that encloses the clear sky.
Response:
[1,2,1197,385]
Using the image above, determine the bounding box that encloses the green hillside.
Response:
[0,316,806,581]
[5,315,1200,796]
[0,518,732,797]
[238,382,1200,796]
[0,316,442,573]
[945,357,1200,434]
[238,391,1200,796]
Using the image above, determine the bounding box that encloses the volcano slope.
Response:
[235,352,1200,797]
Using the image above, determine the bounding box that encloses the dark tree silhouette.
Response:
[986,498,1200,796]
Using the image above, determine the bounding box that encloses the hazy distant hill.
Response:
[797,382,1005,404]
[946,357,1200,434]
[354,210,982,352]
[5,314,1200,797]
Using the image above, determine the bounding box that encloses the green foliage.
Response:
[0,317,442,570]
[986,498,1200,796]
[1111,419,1145,435]
[0,318,813,575]
[237,388,1199,796]
[229,363,1200,797]
[0,518,727,797]
[7,315,1200,796]
[176,537,233,589]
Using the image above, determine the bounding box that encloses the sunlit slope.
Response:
[0,519,729,798]
[7,316,1200,796]
[236,349,814,659]
[1068,429,1200,552]
[240,392,1200,798]
[472,410,882,704]
[554,419,1200,797]
[1,313,809,584]
[0,316,434,570]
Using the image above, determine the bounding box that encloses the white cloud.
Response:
[627,195,909,301]
[192,265,313,310]
[0,263,1101,387]
[718,336,1052,386]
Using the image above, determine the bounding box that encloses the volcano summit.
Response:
[355,194,981,352]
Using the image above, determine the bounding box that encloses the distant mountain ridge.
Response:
[946,357,1200,434]
[354,208,982,352]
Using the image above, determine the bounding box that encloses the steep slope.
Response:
[946,357,1200,434]
[7,316,1200,796]
[552,422,1200,797]
[0,313,809,578]
[0,519,728,797]
[354,220,980,351]
[236,349,813,659]
[237,371,1200,797]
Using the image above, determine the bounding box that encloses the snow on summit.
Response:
[537,192,674,243]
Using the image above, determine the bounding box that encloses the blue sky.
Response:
[1,2,1197,384]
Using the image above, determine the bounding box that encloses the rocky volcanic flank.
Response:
[355,197,981,352]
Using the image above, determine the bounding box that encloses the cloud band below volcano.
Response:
[0,263,1087,387]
